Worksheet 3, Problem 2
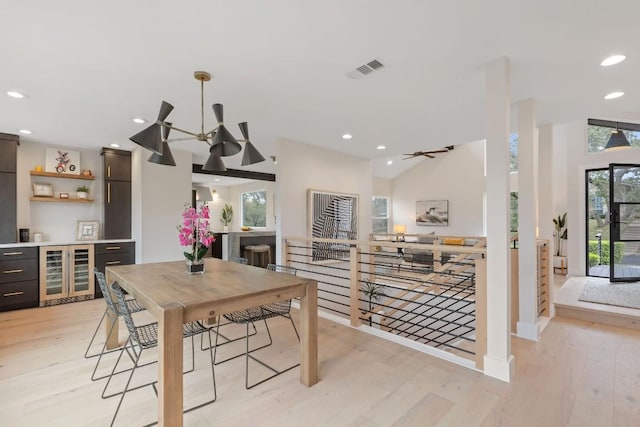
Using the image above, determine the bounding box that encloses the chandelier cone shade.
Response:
[211,104,242,156]
[130,71,266,172]
[129,101,174,155]
[203,152,226,172]
[148,122,176,166]
[239,122,266,166]
[605,129,631,150]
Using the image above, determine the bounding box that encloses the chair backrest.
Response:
[94,268,119,315]
[230,257,249,265]
[110,281,139,343]
[267,264,297,275]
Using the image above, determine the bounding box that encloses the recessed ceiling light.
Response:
[600,55,626,67]
[604,91,624,100]
[387,160,393,165]
[6,91,26,99]
[19,129,32,135]
[132,117,147,124]
[342,134,352,140]
[214,178,221,182]
[377,145,386,150]
[110,143,120,148]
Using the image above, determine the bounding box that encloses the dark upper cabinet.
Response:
[104,180,132,240]
[102,147,132,239]
[101,147,131,182]
[0,134,18,243]
[0,134,18,173]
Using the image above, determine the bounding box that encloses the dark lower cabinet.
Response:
[0,246,38,311]
[94,241,135,297]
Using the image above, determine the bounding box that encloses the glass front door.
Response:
[609,164,640,282]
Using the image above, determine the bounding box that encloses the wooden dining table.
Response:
[105,258,318,426]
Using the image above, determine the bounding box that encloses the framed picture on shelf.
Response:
[33,182,54,197]
[77,220,99,241]
[45,148,80,175]
[59,192,70,199]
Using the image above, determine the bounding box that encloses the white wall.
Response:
[132,147,192,263]
[276,138,373,260]
[391,140,486,236]
[16,140,102,242]
[373,176,392,197]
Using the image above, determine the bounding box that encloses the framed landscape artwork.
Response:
[308,189,358,262]
[416,200,448,226]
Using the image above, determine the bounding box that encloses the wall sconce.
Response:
[270,155,277,165]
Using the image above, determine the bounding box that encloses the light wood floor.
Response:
[1,299,640,426]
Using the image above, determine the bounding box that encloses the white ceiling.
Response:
[2,1,639,179]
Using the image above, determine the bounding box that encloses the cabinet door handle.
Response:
[3,291,24,297]
[107,165,111,178]
[3,252,23,256]
[106,246,121,250]
[3,269,23,274]
[107,182,111,204]
[106,261,121,265]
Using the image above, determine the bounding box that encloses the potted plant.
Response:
[553,212,568,272]
[177,204,215,274]
[361,280,387,326]
[76,185,90,200]
[221,204,233,231]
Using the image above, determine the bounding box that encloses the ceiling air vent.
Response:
[346,58,387,79]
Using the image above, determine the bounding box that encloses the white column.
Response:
[538,124,555,317]
[516,99,540,340]
[484,57,514,382]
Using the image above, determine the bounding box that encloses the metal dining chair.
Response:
[200,255,254,351]
[213,263,300,389]
[104,281,217,426]
[85,269,146,381]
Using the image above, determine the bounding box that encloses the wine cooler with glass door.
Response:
[39,245,94,306]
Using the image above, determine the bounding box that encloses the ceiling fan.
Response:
[403,146,454,159]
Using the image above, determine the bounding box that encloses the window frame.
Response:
[371,196,390,233]
[241,189,268,228]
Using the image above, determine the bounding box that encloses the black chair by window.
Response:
[213,263,300,389]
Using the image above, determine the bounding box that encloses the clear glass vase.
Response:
[186,259,205,274]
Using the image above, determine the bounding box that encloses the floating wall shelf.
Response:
[30,171,95,181]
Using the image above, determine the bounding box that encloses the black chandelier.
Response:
[130,71,265,171]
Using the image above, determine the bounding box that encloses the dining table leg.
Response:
[104,270,119,350]
[299,280,319,386]
[158,303,184,426]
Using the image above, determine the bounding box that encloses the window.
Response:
[242,190,267,227]
[509,132,518,172]
[588,119,640,153]
[372,196,390,233]
[510,192,518,233]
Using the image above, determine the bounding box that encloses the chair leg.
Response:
[200,319,258,351]
[110,344,144,427]
[91,317,118,381]
[244,318,301,390]
[84,307,108,359]
[213,321,273,366]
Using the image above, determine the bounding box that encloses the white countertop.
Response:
[0,239,134,249]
